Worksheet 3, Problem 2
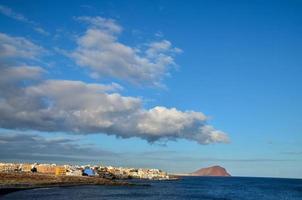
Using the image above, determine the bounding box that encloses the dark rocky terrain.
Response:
[0,172,130,196]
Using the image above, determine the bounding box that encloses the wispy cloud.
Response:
[0,5,49,36]
[34,27,50,36]
[281,151,302,155]
[128,153,301,163]
[0,4,34,24]
[0,132,118,163]
[0,32,46,60]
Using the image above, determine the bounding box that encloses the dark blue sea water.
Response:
[1,177,302,200]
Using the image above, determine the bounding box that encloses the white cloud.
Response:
[137,106,206,136]
[0,65,228,144]
[75,16,122,33]
[0,32,228,145]
[0,65,45,83]
[71,16,182,86]
[146,40,182,58]
[0,32,45,59]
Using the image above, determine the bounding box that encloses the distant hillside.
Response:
[191,165,231,177]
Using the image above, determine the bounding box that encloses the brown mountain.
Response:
[191,165,231,177]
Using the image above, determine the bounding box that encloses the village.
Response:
[0,162,171,180]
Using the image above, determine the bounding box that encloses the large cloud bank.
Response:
[0,18,229,145]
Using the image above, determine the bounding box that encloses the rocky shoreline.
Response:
[0,172,134,196]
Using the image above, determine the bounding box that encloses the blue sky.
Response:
[0,0,301,178]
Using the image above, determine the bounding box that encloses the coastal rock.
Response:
[191,165,231,177]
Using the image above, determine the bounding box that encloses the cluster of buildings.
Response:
[0,162,170,180]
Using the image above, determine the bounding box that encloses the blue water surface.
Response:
[1,177,302,200]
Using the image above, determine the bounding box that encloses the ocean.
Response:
[1,176,302,200]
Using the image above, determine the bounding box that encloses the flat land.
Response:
[0,172,130,195]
